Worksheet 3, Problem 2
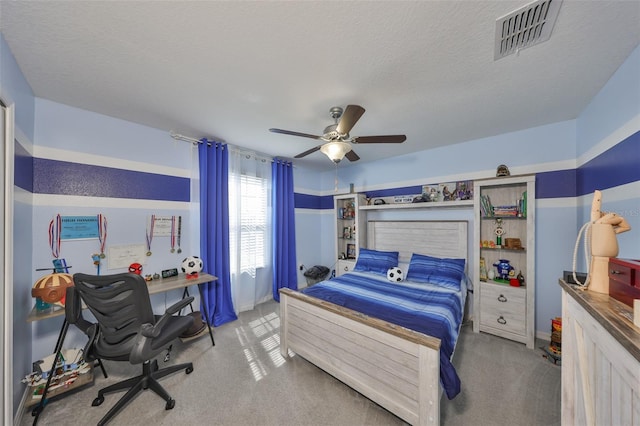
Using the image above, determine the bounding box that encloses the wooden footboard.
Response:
[280,288,441,426]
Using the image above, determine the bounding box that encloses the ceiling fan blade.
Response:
[294,145,322,158]
[269,128,322,140]
[353,135,406,144]
[336,105,365,135]
[345,150,360,162]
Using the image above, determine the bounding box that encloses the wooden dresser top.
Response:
[559,278,640,362]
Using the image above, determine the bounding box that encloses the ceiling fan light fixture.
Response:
[320,141,351,163]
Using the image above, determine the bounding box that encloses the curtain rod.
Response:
[170,131,226,146]
[170,131,292,165]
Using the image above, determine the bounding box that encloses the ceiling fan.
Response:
[269,105,406,163]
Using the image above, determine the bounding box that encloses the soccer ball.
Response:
[129,262,143,275]
[181,256,203,276]
[386,267,403,282]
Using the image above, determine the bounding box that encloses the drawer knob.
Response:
[497,316,507,325]
[343,266,349,271]
[498,294,508,302]
[610,269,622,275]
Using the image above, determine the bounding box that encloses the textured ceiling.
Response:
[1,1,639,170]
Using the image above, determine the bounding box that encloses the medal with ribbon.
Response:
[146,214,155,256]
[177,216,182,254]
[48,214,62,259]
[170,215,176,253]
[98,214,107,258]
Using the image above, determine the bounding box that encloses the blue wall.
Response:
[296,44,640,337]
[2,30,639,418]
[29,99,198,360]
[1,32,36,414]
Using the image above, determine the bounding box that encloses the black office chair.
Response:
[66,273,195,426]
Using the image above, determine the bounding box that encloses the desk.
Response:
[29,272,217,424]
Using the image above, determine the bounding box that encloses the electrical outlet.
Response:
[299,264,304,271]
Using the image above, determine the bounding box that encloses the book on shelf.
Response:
[480,194,493,217]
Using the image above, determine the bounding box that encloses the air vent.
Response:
[494,0,563,60]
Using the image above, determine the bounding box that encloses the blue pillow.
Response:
[406,253,466,290]
[353,248,399,276]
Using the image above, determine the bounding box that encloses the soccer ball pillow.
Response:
[386,267,403,283]
[181,256,203,276]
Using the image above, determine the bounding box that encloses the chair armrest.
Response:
[139,296,195,338]
[65,286,94,333]
[166,296,195,316]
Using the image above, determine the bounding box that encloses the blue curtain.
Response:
[272,159,298,301]
[198,140,237,326]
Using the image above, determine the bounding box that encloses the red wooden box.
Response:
[608,258,640,307]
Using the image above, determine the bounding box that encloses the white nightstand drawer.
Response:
[480,283,526,335]
[336,260,355,277]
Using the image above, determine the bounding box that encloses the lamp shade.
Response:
[32,273,74,303]
[320,141,351,163]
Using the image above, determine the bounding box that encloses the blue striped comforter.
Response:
[302,271,465,399]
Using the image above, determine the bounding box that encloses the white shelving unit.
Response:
[334,193,366,276]
[360,199,473,210]
[473,175,535,348]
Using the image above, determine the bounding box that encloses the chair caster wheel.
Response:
[166,398,175,410]
[92,396,105,406]
[186,366,193,374]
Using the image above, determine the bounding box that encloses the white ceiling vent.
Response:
[495,0,563,60]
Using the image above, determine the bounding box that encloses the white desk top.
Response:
[27,273,217,322]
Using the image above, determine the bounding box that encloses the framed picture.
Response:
[438,182,456,201]
[422,184,439,202]
[346,244,356,259]
[343,227,351,239]
[479,257,488,281]
[455,180,473,200]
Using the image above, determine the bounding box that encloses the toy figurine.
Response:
[493,259,514,280]
[494,218,505,247]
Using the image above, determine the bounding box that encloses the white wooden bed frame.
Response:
[280,220,468,426]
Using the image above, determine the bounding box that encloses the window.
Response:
[229,171,270,276]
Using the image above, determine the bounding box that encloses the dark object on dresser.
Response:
[608,258,640,307]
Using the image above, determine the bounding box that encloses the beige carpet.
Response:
[21,300,560,426]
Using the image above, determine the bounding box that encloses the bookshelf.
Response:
[473,175,536,348]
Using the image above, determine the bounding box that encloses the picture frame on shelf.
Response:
[421,185,440,202]
[346,244,356,259]
[438,182,457,201]
[479,257,488,281]
[455,180,473,200]
[343,227,351,239]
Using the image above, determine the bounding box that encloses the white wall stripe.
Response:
[577,113,640,167]
[537,197,579,209]
[13,186,32,206]
[14,127,32,154]
[32,146,191,178]
[575,180,640,206]
[33,193,192,210]
[295,208,335,215]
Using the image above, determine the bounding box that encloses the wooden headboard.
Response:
[366,220,468,266]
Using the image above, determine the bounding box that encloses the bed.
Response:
[279,220,468,426]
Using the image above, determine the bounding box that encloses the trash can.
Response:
[303,265,330,286]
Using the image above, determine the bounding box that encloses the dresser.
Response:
[609,257,640,307]
[559,279,640,425]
